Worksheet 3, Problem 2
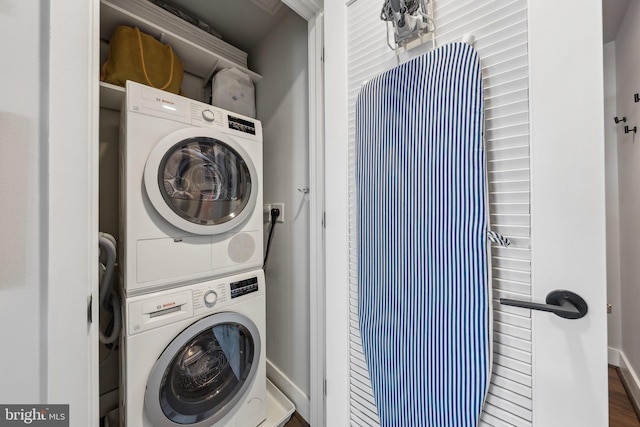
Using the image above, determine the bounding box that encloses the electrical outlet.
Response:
[272,203,285,223]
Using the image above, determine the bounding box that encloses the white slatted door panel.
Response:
[346,1,390,425]
[346,0,532,426]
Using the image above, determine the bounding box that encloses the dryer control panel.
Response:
[126,81,262,142]
[190,102,260,141]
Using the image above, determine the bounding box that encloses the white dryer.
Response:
[121,269,266,427]
[121,81,263,295]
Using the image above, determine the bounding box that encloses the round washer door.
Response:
[144,312,261,427]
[145,127,258,235]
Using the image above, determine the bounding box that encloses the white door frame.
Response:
[308,11,327,427]
[323,0,351,425]
[92,0,326,426]
[282,3,328,425]
[48,0,100,425]
[50,0,325,424]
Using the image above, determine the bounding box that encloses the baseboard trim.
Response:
[616,350,640,420]
[609,347,621,366]
[266,358,310,423]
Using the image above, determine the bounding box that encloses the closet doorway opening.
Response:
[96,1,325,425]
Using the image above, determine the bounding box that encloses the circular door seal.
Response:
[144,312,261,427]
[144,127,258,235]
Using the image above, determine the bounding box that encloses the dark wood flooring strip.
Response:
[618,365,640,422]
[283,411,309,427]
[610,365,640,427]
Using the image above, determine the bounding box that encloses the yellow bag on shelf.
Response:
[101,25,183,94]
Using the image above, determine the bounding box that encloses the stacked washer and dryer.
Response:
[119,81,267,427]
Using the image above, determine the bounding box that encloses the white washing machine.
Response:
[121,81,263,295]
[121,269,266,427]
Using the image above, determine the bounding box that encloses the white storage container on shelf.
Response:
[211,68,256,118]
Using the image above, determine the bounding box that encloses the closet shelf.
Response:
[100,0,261,84]
[100,81,125,111]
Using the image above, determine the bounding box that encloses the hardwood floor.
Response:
[283,411,310,427]
[610,366,640,426]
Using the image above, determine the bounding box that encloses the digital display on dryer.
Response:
[228,116,256,135]
[230,277,259,298]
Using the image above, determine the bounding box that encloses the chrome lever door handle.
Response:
[499,290,588,320]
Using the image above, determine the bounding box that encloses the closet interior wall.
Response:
[603,41,622,357]
[97,4,311,420]
[250,10,312,419]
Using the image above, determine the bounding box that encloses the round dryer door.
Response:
[144,312,261,427]
[145,128,258,235]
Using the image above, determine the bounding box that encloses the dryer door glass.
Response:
[159,137,252,226]
[159,322,256,424]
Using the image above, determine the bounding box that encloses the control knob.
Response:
[204,290,218,306]
[202,109,215,122]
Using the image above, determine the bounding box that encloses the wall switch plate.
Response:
[272,203,285,223]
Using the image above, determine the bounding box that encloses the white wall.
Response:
[0,0,47,403]
[604,41,623,354]
[250,8,311,419]
[616,0,640,380]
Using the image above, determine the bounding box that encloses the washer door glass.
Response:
[160,137,252,226]
[158,321,257,425]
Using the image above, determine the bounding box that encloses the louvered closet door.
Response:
[347,1,532,425]
[346,1,607,426]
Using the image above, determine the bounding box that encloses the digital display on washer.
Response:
[228,115,256,135]
[230,277,259,298]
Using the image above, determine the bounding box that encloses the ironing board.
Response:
[356,42,491,427]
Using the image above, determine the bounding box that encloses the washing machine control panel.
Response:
[189,273,263,316]
[230,276,259,299]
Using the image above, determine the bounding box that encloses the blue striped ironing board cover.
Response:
[356,42,491,427]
